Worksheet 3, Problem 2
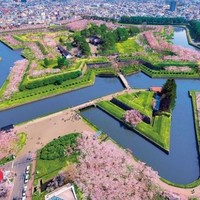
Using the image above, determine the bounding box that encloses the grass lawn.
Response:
[120,65,140,75]
[190,91,200,154]
[116,38,143,54]
[34,133,80,186]
[116,91,154,117]
[136,114,171,151]
[97,96,171,151]
[32,191,48,200]
[34,157,67,185]
[34,152,79,186]
[92,67,116,76]
[83,56,109,64]
[36,59,57,70]
[97,101,125,120]
[17,132,27,152]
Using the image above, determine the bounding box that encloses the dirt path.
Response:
[108,56,120,72]
[16,109,94,156]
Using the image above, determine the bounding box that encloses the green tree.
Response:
[73,34,91,56]
[59,37,64,44]
[43,58,49,68]
[100,24,107,34]
[57,56,69,68]
[101,31,116,51]
[80,29,90,37]
[160,79,177,112]
[114,28,129,42]
[128,27,140,36]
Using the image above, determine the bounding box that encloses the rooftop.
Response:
[150,87,162,93]
[45,184,77,200]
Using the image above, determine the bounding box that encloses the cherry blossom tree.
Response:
[123,109,143,127]
[3,59,28,99]
[1,35,21,47]
[0,128,18,160]
[74,132,161,200]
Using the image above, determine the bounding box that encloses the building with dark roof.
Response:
[89,36,102,46]
[57,45,72,59]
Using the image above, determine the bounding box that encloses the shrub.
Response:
[40,133,80,160]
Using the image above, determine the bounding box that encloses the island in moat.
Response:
[0,19,200,200]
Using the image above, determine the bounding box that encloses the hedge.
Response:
[20,70,82,90]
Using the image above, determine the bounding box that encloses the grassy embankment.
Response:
[97,91,171,152]
[140,65,200,79]
[0,69,95,111]
[115,91,153,117]
[120,65,140,76]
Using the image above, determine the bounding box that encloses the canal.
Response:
[0,27,200,184]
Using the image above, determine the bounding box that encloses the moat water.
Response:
[0,27,200,184]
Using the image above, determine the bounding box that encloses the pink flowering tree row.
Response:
[0,128,18,160]
[164,45,200,62]
[29,61,61,78]
[30,68,61,78]
[26,42,45,60]
[123,109,143,127]
[144,31,160,50]
[74,132,162,200]
[1,35,21,47]
[143,29,200,62]
[3,59,28,99]
[43,35,57,48]
[165,26,174,35]
[165,66,192,72]
[66,19,118,31]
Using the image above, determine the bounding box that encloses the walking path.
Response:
[118,73,131,89]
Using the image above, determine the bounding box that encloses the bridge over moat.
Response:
[118,73,131,89]
[72,88,146,111]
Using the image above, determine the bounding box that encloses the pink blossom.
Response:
[123,109,143,127]
[29,68,61,78]
[3,59,28,99]
[26,42,45,60]
[1,35,20,47]
[0,128,18,160]
[74,131,159,200]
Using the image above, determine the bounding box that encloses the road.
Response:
[10,154,32,200]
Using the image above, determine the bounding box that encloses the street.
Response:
[10,154,32,200]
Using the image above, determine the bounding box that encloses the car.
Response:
[22,190,26,197]
[23,185,27,191]
[24,174,29,184]
[25,165,30,174]
[24,179,28,184]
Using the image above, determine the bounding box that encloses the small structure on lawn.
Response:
[93,130,102,139]
[45,184,77,200]
[57,45,72,59]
